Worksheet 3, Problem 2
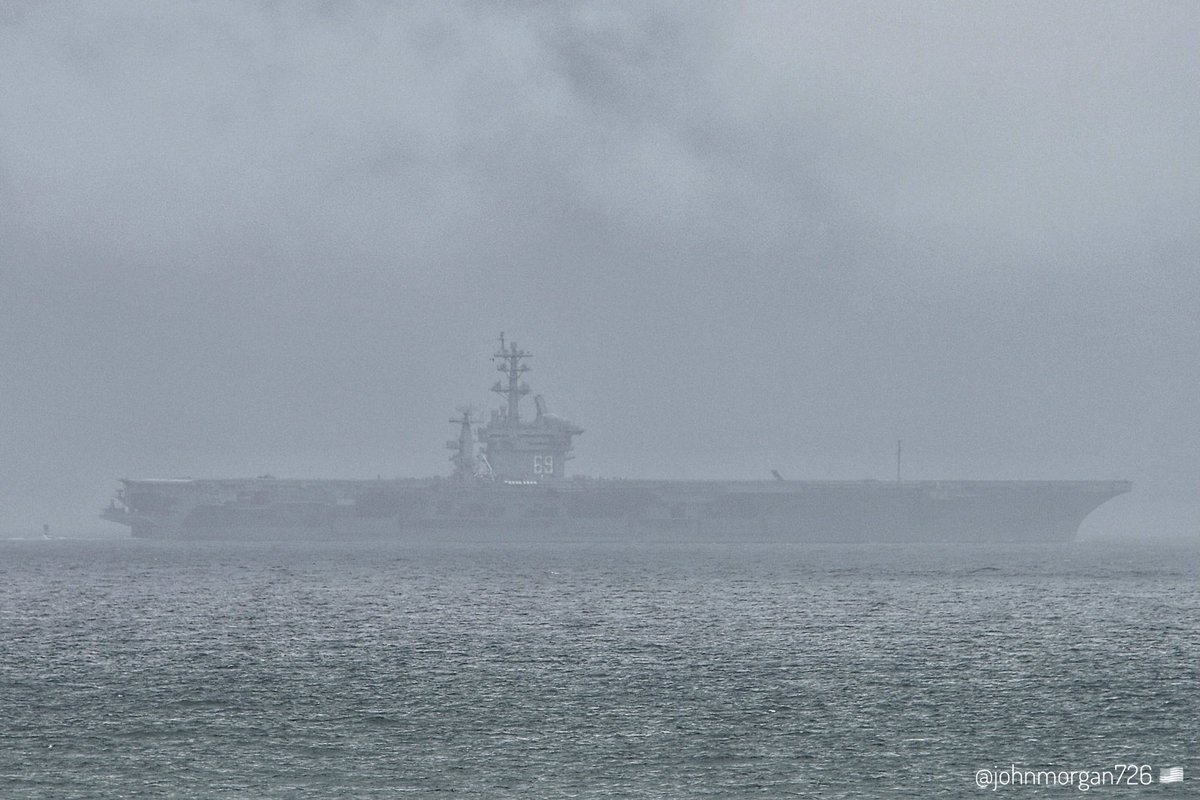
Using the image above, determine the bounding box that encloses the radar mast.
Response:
[491,332,531,426]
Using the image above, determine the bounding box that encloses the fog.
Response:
[1,2,1196,538]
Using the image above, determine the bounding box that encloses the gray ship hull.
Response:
[100,334,1131,542]
[102,477,1130,542]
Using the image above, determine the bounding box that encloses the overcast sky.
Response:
[1,1,1197,538]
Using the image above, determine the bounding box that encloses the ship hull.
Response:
[102,478,1130,542]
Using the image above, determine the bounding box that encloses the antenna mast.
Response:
[446,406,478,480]
[491,332,531,427]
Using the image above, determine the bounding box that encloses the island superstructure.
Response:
[102,334,1130,541]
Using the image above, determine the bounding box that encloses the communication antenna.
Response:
[447,405,479,480]
[491,332,532,426]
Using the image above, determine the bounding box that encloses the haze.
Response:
[1,2,1196,539]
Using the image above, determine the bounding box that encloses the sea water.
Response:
[1,535,1196,798]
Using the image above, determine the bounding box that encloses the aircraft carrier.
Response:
[102,334,1130,541]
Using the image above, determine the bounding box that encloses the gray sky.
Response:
[1,1,1197,538]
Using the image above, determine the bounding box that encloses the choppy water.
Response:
[1,535,1196,798]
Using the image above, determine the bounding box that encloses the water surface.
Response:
[1,536,1196,797]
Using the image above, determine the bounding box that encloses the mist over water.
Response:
[0,3,1196,795]
[1,3,1198,537]
[2,536,1195,798]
